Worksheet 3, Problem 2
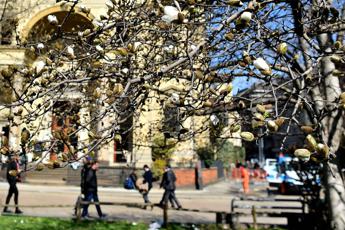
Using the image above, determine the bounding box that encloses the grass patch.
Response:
[0,216,286,230]
[0,216,147,230]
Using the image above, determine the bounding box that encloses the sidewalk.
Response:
[0,180,236,224]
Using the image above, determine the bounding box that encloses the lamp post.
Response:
[258,128,265,167]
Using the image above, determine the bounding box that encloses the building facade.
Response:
[0,0,241,170]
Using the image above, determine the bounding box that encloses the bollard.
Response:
[76,195,82,221]
[216,212,222,224]
[163,203,168,227]
[252,205,257,230]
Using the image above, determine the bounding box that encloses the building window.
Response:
[163,107,180,138]
[1,126,9,147]
[0,15,17,45]
[52,101,80,156]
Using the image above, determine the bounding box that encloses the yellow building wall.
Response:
[0,0,241,167]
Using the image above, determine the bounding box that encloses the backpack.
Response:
[124,177,135,190]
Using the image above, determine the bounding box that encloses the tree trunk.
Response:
[308,0,345,222]
[325,162,345,229]
[319,48,345,229]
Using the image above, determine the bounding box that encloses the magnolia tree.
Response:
[0,0,345,227]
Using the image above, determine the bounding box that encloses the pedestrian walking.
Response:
[159,165,181,209]
[240,164,250,194]
[142,164,153,203]
[81,161,106,219]
[74,158,90,216]
[3,152,23,214]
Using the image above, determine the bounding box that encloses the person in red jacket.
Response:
[240,164,250,194]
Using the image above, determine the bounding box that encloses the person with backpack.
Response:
[124,170,137,190]
[159,165,181,209]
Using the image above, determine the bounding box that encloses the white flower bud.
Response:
[34,60,46,74]
[162,6,179,23]
[79,5,90,14]
[253,58,270,71]
[105,0,114,9]
[170,93,180,104]
[121,68,129,74]
[67,46,75,58]
[37,43,45,50]
[240,12,252,23]
[47,15,58,25]
[96,45,104,52]
[210,114,219,126]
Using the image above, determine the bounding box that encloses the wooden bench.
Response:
[230,195,308,228]
[75,197,232,227]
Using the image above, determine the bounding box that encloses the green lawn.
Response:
[0,216,214,230]
[0,216,148,230]
[0,215,286,230]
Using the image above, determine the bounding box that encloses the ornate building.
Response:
[0,0,241,171]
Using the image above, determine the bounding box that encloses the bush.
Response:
[151,133,176,161]
[151,158,167,180]
[196,140,245,169]
[196,145,215,168]
[216,140,245,169]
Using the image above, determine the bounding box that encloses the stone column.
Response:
[77,106,90,159]
[8,73,22,152]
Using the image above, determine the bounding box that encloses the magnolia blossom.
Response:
[79,5,90,14]
[71,162,80,170]
[132,42,142,52]
[162,6,179,23]
[47,15,58,25]
[210,114,220,126]
[253,58,270,71]
[170,93,180,104]
[34,60,46,74]
[277,42,288,54]
[67,46,75,58]
[105,0,114,9]
[92,19,104,28]
[121,68,129,74]
[228,0,243,6]
[240,12,252,23]
[189,44,197,51]
[96,45,104,52]
[219,83,233,94]
[37,43,45,50]
[164,44,174,54]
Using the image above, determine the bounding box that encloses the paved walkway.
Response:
[0,179,260,224]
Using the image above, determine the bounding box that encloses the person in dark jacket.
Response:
[3,153,22,214]
[142,165,153,203]
[81,161,105,219]
[74,159,90,216]
[80,159,90,196]
[159,165,181,209]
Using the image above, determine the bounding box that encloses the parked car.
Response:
[265,157,306,195]
[263,158,277,179]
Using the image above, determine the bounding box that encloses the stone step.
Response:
[1,166,135,187]
[24,178,66,185]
